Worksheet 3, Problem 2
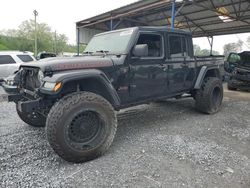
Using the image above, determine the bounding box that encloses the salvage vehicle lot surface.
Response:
[0,87,249,188]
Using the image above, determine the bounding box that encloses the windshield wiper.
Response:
[96,50,109,55]
[83,51,94,55]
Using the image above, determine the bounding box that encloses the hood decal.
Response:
[50,62,112,71]
[20,56,113,72]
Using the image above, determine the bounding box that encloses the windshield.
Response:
[84,29,134,54]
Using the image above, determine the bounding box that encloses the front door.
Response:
[128,33,167,101]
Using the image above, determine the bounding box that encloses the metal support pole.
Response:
[54,30,57,55]
[110,19,113,31]
[113,19,122,30]
[171,0,176,29]
[207,36,214,56]
[77,28,80,56]
[33,10,38,57]
[210,37,213,56]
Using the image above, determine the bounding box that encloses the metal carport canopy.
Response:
[76,0,250,44]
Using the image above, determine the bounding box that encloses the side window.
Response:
[169,35,191,58]
[0,55,16,65]
[136,34,163,57]
[182,37,187,56]
[169,35,182,58]
[188,37,194,57]
[17,55,34,62]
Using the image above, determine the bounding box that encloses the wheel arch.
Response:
[41,69,121,108]
[194,66,222,89]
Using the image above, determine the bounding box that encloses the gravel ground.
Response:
[0,87,250,188]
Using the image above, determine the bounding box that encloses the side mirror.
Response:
[132,44,148,57]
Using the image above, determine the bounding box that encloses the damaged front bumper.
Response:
[2,82,43,113]
[16,98,41,113]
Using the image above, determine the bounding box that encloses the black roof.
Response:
[137,26,192,35]
[95,26,191,37]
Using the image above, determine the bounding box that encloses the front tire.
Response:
[46,92,117,163]
[195,77,223,114]
[16,105,46,127]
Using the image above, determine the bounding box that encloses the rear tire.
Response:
[46,92,117,163]
[195,77,223,114]
[16,105,46,127]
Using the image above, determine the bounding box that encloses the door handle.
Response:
[181,63,188,68]
[160,64,168,71]
[168,64,174,69]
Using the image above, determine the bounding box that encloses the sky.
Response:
[0,0,249,54]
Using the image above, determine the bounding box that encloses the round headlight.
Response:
[38,70,44,83]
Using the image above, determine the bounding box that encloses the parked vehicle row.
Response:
[0,51,58,82]
[0,51,36,81]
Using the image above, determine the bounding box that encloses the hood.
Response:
[20,56,114,72]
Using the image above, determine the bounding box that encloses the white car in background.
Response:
[0,51,36,81]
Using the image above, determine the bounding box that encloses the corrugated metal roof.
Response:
[76,0,250,38]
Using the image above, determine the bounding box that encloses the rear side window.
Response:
[169,35,191,58]
[169,36,182,58]
[0,55,16,64]
[182,37,187,55]
[17,55,34,62]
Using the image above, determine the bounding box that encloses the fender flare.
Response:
[194,66,221,89]
[40,69,121,108]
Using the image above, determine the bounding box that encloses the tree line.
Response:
[223,38,250,58]
[0,20,83,54]
[0,19,249,57]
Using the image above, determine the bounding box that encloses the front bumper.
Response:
[6,92,41,113]
[1,82,42,113]
[16,98,41,113]
[5,87,42,113]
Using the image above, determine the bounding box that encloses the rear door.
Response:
[182,36,196,90]
[166,34,195,93]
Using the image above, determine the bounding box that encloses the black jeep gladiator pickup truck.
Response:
[2,27,224,163]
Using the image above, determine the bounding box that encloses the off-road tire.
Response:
[195,77,223,114]
[46,92,117,163]
[16,105,46,127]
